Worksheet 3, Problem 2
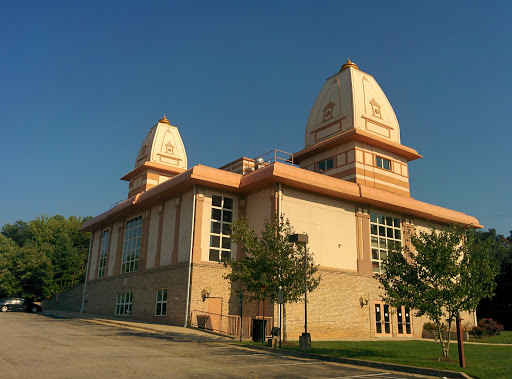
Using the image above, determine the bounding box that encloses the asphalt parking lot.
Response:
[0,312,436,378]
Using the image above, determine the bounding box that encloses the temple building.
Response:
[63,60,480,339]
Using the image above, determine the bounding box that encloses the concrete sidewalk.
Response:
[41,309,231,341]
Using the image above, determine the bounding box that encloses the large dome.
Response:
[305,59,401,148]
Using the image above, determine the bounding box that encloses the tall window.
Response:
[376,156,391,170]
[121,216,142,274]
[318,158,334,173]
[115,292,133,316]
[155,289,168,316]
[209,195,233,262]
[370,212,401,273]
[98,230,109,278]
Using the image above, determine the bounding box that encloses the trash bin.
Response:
[252,319,267,342]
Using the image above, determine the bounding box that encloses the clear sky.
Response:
[1,1,511,236]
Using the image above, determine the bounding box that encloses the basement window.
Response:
[115,292,133,316]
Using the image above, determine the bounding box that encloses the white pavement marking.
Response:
[214,353,269,357]
[243,361,322,368]
[200,346,235,349]
[329,373,391,378]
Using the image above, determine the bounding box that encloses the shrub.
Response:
[471,318,504,338]
[423,322,436,331]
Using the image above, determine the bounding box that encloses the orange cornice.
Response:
[81,162,480,232]
[121,161,186,181]
[294,128,422,163]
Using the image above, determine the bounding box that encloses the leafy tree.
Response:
[0,215,91,300]
[376,225,499,359]
[476,229,512,329]
[223,215,320,339]
[1,220,31,247]
[0,235,20,298]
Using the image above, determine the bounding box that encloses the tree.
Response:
[223,215,321,339]
[376,225,499,359]
[0,214,91,300]
[476,229,512,329]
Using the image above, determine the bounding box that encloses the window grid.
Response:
[376,156,391,170]
[98,230,109,278]
[155,289,168,316]
[370,212,402,273]
[121,216,142,274]
[209,195,233,262]
[318,158,334,172]
[115,292,133,316]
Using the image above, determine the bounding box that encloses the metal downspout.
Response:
[277,183,282,331]
[80,233,93,313]
[184,185,197,327]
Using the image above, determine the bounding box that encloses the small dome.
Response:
[135,116,187,169]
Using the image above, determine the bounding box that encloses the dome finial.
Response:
[159,114,170,125]
[340,58,358,71]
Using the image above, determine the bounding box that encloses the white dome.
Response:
[135,115,187,170]
[305,60,401,148]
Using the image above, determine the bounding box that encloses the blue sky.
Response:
[1,1,511,236]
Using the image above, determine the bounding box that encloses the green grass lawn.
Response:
[277,338,512,379]
[469,330,512,344]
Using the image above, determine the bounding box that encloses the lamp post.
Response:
[289,233,311,351]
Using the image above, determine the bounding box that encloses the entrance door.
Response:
[375,302,391,336]
[397,306,412,336]
[208,297,222,332]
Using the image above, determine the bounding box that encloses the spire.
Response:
[159,114,170,125]
[340,58,358,72]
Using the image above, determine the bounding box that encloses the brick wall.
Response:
[42,283,85,312]
[83,263,190,325]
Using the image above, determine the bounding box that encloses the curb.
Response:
[240,344,473,379]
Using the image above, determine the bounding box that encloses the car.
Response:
[0,298,42,313]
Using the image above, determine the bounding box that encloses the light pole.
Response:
[289,233,311,351]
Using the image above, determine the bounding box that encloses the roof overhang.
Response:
[293,128,422,163]
[120,161,186,181]
[81,162,480,232]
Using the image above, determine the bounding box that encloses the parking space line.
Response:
[213,353,269,357]
[243,361,322,368]
[329,373,391,378]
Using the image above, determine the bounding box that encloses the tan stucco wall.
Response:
[88,231,101,281]
[177,190,193,263]
[107,222,121,277]
[282,187,357,270]
[246,188,272,235]
[146,204,160,269]
[160,198,177,266]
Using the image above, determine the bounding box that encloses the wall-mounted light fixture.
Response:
[201,286,211,302]
[359,293,369,307]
